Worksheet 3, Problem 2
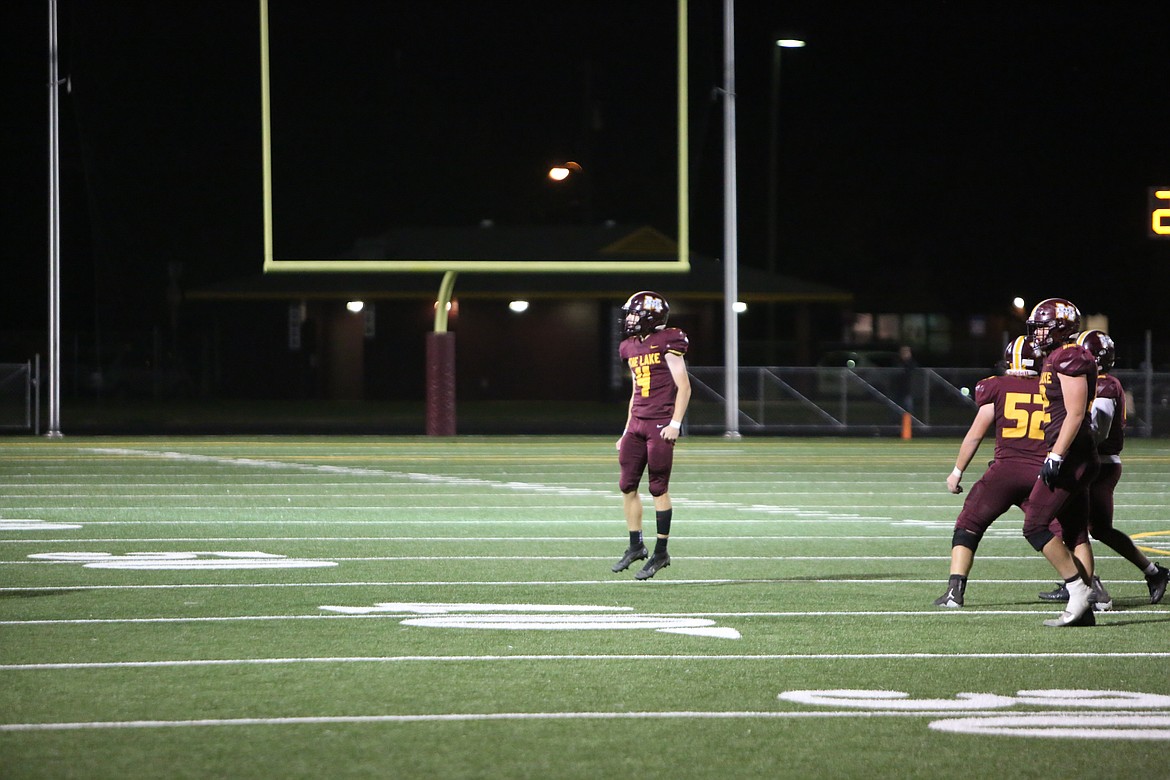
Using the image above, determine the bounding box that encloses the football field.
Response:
[2,436,1169,779]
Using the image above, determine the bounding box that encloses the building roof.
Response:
[186,224,852,304]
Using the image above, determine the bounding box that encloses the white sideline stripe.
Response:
[75,449,879,520]
[0,708,1161,732]
[10,484,1166,498]
[3,609,1164,627]
[5,652,1170,671]
[84,449,620,498]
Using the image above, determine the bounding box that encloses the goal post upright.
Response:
[259,0,692,433]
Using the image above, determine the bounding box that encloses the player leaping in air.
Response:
[612,291,691,581]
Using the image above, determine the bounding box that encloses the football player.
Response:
[1020,298,1101,627]
[933,336,1046,607]
[612,291,691,580]
[1039,330,1170,606]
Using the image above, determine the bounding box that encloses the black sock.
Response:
[629,531,643,548]
[654,537,669,555]
[655,508,672,538]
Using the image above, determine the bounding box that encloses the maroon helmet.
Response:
[1026,298,1081,353]
[621,291,670,338]
[1074,329,1116,372]
[1003,335,1041,376]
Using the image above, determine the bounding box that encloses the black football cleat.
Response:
[1090,576,1112,612]
[1040,581,1108,609]
[1038,583,1070,602]
[1147,563,1170,604]
[634,552,670,580]
[933,587,963,608]
[611,545,648,573]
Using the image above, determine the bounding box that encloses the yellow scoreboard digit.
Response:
[1151,187,1170,239]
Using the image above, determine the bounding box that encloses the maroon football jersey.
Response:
[1095,373,1126,458]
[973,373,1046,465]
[620,327,689,420]
[1038,343,1097,450]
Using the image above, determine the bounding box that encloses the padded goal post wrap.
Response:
[426,332,456,436]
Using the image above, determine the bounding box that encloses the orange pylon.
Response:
[901,412,912,440]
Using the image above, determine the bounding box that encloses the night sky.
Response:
[3,1,1169,361]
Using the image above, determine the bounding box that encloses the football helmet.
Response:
[1003,335,1041,376]
[1026,298,1081,353]
[621,291,670,338]
[1074,329,1116,372]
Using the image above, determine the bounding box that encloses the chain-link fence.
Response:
[686,366,1170,437]
[0,359,37,434]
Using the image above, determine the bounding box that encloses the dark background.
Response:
[3,1,1169,368]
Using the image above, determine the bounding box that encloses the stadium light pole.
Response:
[766,38,805,275]
[46,0,64,437]
[721,0,741,437]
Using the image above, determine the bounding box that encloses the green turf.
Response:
[2,436,1169,779]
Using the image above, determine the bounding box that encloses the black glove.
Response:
[1040,453,1063,488]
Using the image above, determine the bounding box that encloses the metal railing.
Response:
[686,366,1170,436]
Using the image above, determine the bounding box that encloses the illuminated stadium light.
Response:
[509,300,530,313]
[346,300,364,313]
[733,301,748,314]
[547,161,583,181]
[776,39,806,48]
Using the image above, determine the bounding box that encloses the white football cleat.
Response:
[1044,578,1094,627]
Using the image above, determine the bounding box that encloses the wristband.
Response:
[667,420,682,430]
[1047,452,1063,462]
[951,467,962,479]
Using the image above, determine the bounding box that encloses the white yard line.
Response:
[0,577,1134,591]
[0,535,959,541]
[0,554,1112,563]
[2,708,1168,732]
[4,651,1170,671]
[2,609,1165,627]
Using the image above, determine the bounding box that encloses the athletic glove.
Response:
[1040,452,1063,488]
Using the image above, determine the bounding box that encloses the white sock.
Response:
[1066,578,1091,612]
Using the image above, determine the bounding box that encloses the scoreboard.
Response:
[1151,187,1170,239]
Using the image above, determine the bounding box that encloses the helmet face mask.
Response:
[1075,329,1116,372]
[1026,298,1081,353]
[1004,335,1040,376]
[621,291,670,338]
